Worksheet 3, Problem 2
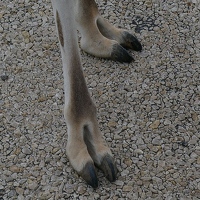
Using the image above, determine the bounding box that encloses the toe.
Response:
[96,154,118,182]
[121,31,142,51]
[111,44,134,63]
[79,162,98,188]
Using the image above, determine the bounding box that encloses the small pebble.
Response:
[1,0,199,199]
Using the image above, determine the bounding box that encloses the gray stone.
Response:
[1,0,199,199]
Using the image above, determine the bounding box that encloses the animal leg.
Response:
[75,0,142,62]
[51,0,117,188]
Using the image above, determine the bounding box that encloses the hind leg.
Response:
[75,0,142,62]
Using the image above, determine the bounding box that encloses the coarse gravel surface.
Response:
[1,0,200,199]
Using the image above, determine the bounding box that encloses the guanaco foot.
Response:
[66,123,117,188]
[78,16,142,62]
[80,30,141,63]
[78,154,117,187]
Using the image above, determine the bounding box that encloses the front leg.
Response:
[64,59,117,187]
[51,0,117,188]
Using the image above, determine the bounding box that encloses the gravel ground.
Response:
[1,0,200,199]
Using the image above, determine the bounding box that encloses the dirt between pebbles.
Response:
[1,0,200,199]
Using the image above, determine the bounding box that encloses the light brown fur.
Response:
[51,0,142,188]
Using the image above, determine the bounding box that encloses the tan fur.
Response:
[51,0,141,187]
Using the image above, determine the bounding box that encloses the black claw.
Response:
[97,154,118,182]
[111,44,134,63]
[80,162,98,188]
[121,31,142,51]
